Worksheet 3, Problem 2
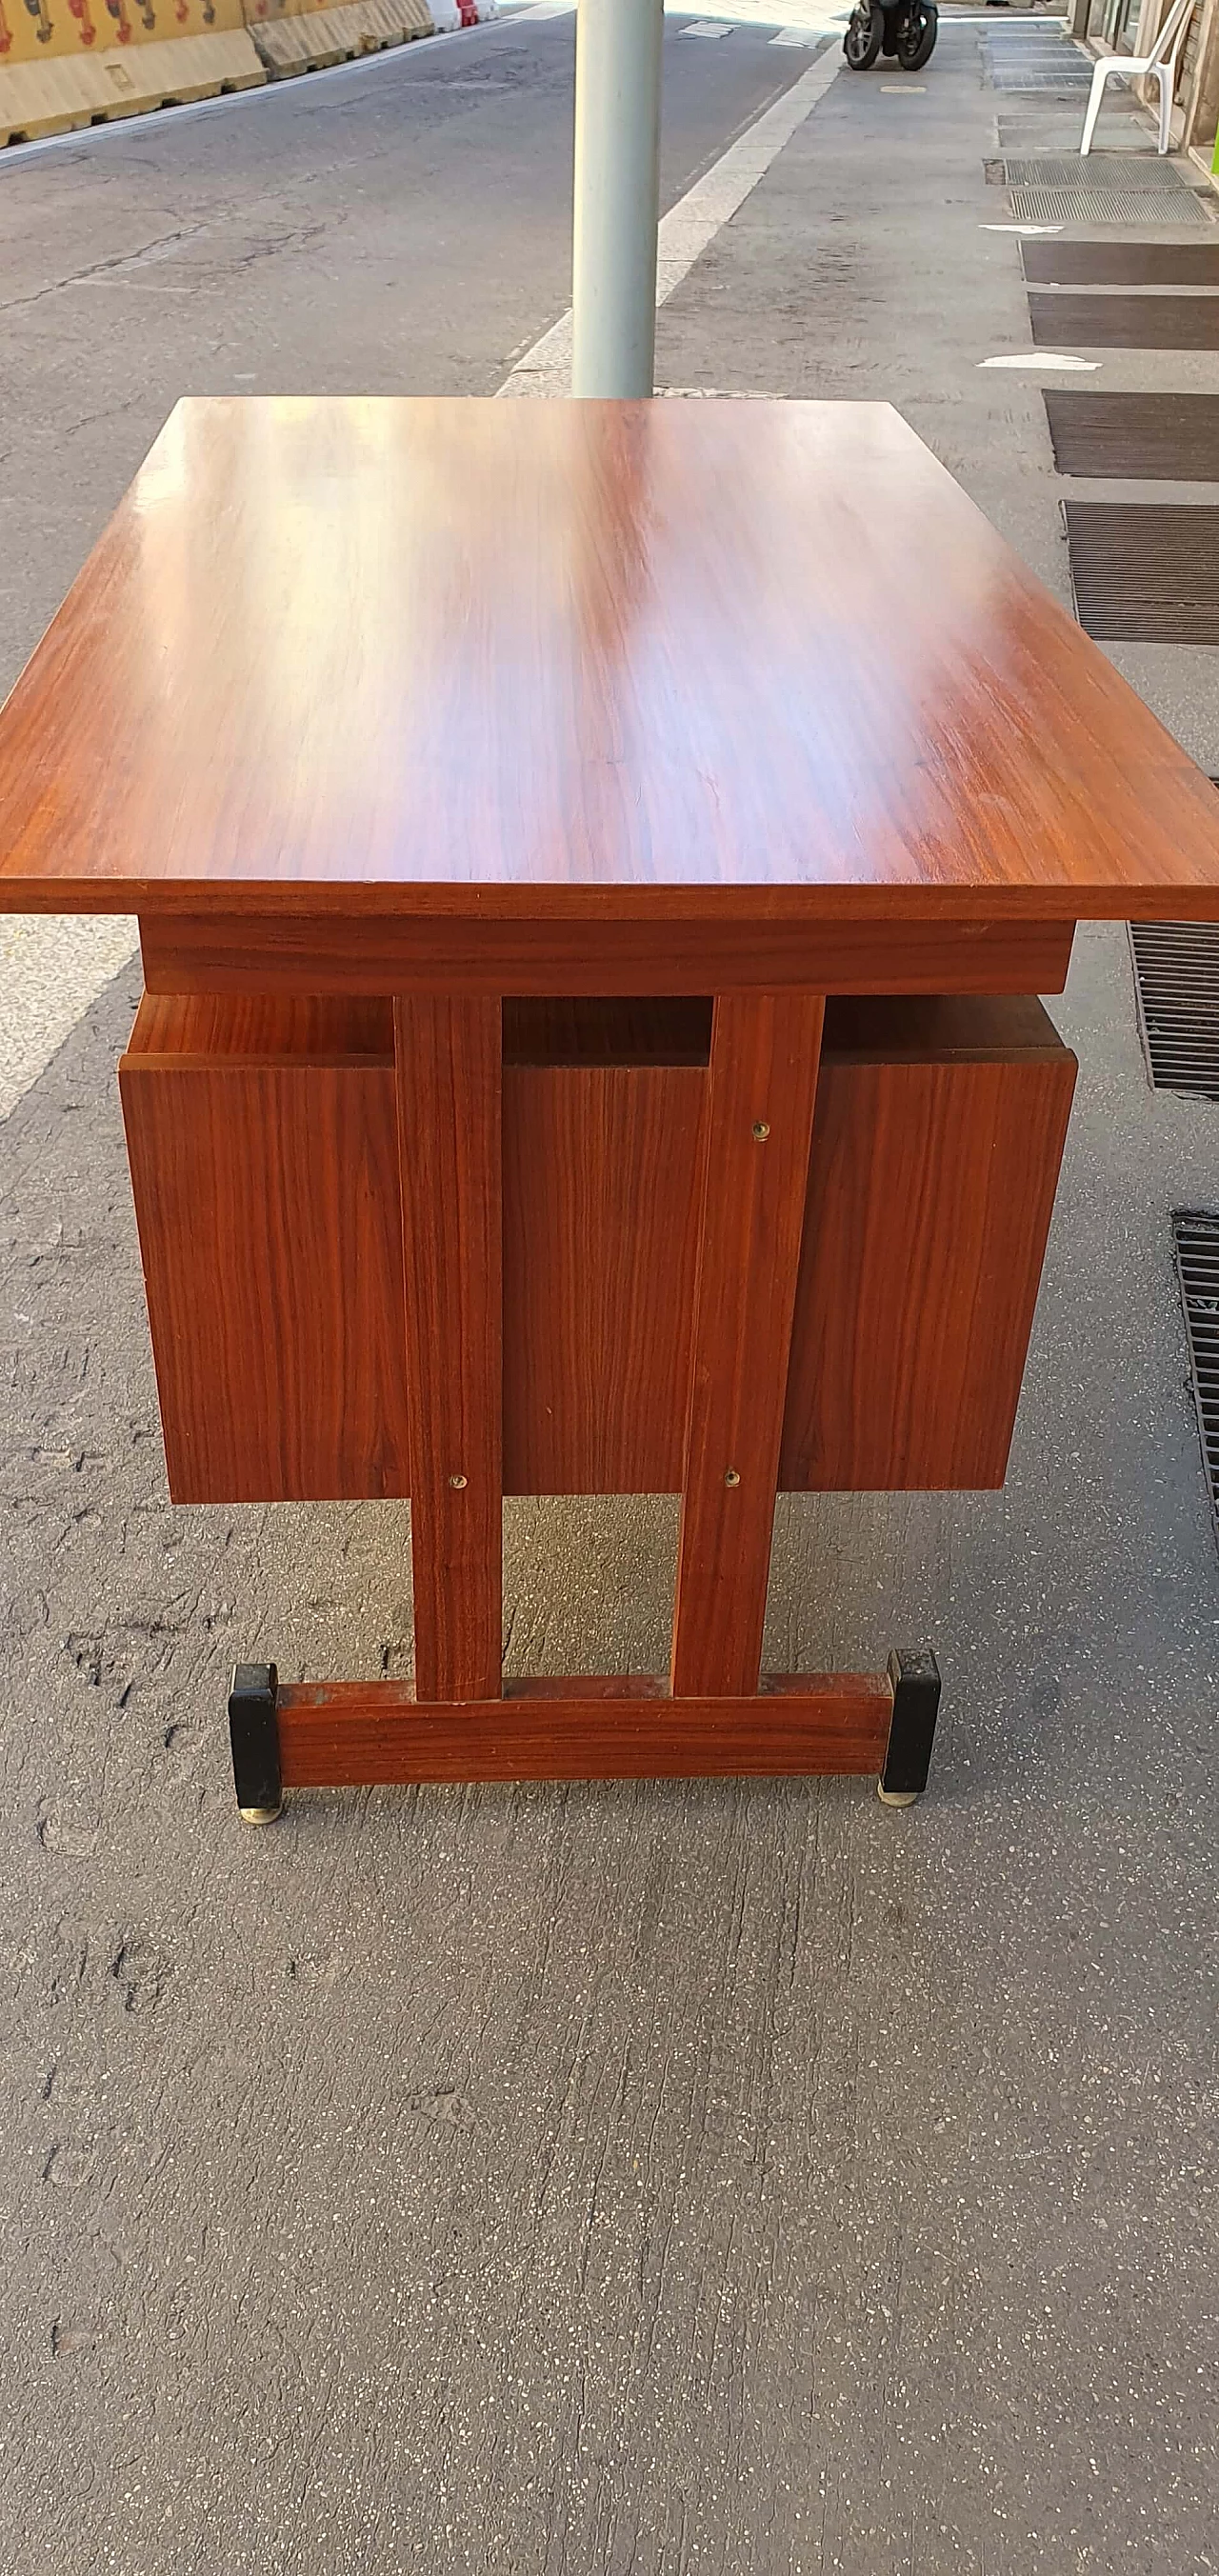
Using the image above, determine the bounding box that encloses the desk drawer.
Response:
[781,998,1076,1490]
[120,993,1074,1503]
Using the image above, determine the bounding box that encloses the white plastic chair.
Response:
[1080,0,1195,156]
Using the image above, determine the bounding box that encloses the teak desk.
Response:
[4,398,1219,1822]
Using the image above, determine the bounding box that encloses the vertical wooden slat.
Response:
[394,995,503,1703]
[670,993,824,1699]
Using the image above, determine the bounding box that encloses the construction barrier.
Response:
[0,0,493,146]
[1,0,247,56]
[245,0,431,75]
[0,0,263,142]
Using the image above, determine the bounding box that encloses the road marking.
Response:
[981,220,1064,232]
[681,18,734,31]
[501,37,841,393]
[979,350,1099,369]
[0,917,138,1124]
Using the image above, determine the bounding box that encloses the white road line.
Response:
[501,37,842,392]
[0,916,139,1123]
[979,351,1100,369]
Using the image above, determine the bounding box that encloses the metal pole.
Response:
[570,0,665,398]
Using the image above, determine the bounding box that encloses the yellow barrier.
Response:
[246,0,432,73]
[1,0,247,66]
[0,37,262,141]
[0,0,439,146]
[246,0,429,20]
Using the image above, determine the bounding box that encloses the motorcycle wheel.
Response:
[843,5,884,67]
[896,4,937,66]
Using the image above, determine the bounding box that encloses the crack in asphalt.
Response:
[0,224,210,317]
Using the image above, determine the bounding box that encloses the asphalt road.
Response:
[0,9,812,689]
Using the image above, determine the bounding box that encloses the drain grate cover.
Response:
[1064,502,1219,641]
[985,59,1092,89]
[984,39,1090,70]
[1001,156,1211,226]
[1030,290,1219,350]
[1044,390,1219,481]
[1009,183,1211,226]
[1130,918,1219,1096]
[1023,239,1219,286]
[1173,1214,1219,1521]
[987,70,1093,88]
[1003,157,1201,190]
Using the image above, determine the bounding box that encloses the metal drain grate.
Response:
[1130,918,1219,1096]
[1003,156,1202,190]
[1173,1214,1219,1520]
[1023,239,1219,285]
[989,71,1094,89]
[1065,503,1219,642]
[1044,390,1219,480]
[1030,290,1219,350]
[985,57,1092,89]
[1002,155,1211,227]
[1009,183,1212,225]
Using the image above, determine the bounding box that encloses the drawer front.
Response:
[781,1048,1076,1491]
[121,994,1074,1503]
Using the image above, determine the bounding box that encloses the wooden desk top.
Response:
[2,395,1217,924]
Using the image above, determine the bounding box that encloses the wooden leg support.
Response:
[227,1659,940,1797]
[227,990,942,1821]
[671,992,825,1697]
[394,994,504,1704]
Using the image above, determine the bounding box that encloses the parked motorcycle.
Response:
[843,0,937,71]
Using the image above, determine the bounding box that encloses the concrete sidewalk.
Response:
[2,20,1219,2576]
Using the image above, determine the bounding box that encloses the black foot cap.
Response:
[879,1648,941,1806]
[229,1662,283,1824]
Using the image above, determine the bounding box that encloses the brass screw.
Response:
[724,1468,741,1488]
[752,1121,770,1142]
[449,1472,468,1489]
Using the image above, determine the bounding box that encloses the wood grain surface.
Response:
[122,990,1075,1505]
[779,1013,1077,1491]
[119,1050,410,1505]
[275,1672,892,1785]
[671,994,824,1698]
[395,997,503,1702]
[3,397,1219,923]
[503,1064,707,1494]
[137,909,1078,993]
